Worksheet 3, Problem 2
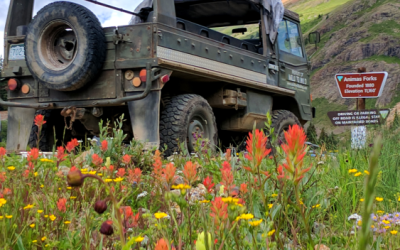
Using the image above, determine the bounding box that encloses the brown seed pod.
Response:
[100,220,113,236]
[94,200,108,214]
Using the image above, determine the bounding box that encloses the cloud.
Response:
[0,0,143,57]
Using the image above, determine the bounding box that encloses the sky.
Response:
[0,0,143,57]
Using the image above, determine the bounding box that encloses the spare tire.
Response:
[25,2,106,91]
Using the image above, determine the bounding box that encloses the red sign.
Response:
[335,72,388,98]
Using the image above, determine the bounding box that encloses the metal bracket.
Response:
[113,29,132,45]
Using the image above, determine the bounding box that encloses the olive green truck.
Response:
[1,0,315,155]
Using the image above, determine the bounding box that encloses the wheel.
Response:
[271,110,302,145]
[28,110,54,151]
[25,1,106,91]
[160,94,218,156]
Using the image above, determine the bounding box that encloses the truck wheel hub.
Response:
[38,21,78,71]
[188,117,207,146]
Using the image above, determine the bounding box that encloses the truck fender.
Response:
[127,91,160,149]
[6,105,36,152]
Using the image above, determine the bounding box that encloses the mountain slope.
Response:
[286,0,400,133]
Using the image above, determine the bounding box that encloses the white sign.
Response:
[9,44,25,60]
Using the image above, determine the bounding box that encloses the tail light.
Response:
[161,75,170,84]
[139,69,147,82]
[8,79,20,91]
[21,84,30,94]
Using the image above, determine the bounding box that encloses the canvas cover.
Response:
[129,0,284,44]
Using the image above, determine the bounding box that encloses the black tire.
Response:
[160,94,218,156]
[271,110,302,145]
[25,2,106,91]
[28,110,54,151]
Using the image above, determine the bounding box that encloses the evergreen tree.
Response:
[306,122,318,144]
[319,127,328,145]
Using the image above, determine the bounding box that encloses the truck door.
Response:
[276,18,311,116]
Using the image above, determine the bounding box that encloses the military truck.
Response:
[1,0,316,155]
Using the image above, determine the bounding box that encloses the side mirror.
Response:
[309,31,320,44]
[232,28,247,35]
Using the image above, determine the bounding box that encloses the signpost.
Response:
[335,72,388,98]
[330,69,389,149]
[328,109,390,126]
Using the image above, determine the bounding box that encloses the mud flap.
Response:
[6,105,36,152]
[127,91,160,149]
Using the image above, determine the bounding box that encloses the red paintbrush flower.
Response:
[116,168,126,177]
[210,197,228,229]
[245,129,271,169]
[22,170,30,178]
[101,140,108,152]
[128,168,142,183]
[240,183,248,194]
[183,161,198,185]
[203,176,215,193]
[220,161,235,194]
[56,146,67,163]
[163,162,177,187]
[0,147,6,159]
[225,148,231,161]
[34,114,46,128]
[27,148,40,162]
[57,198,67,212]
[66,139,79,152]
[279,125,312,185]
[152,150,163,183]
[122,154,131,164]
[92,154,103,167]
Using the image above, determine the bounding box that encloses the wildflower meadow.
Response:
[0,113,399,250]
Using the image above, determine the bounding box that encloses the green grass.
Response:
[369,20,400,38]
[311,97,348,128]
[366,55,400,65]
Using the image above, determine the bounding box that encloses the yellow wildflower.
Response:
[37,210,44,214]
[45,244,49,247]
[7,166,15,171]
[199,200,210,203]
[267,229,276,236]
[97,173,103,176]
[32,240,37,243]
[268,204,273,209]
[171,184,191,190]
[382,220,390,224]
[34,172,38,177]
[113,177,124,182]
[23,204,34,210]
[312,204,321,209]
[357,220,362,226]
[64,221,71,224]
[40,185,44,188]
[30,224,35,228]
[49,215,56,221]
[364,170,370,175]
[221,197,240,204]
[89,171,97,175]
[58,188,61,190]
[67,187,72,190]
[44,215,48,218]
[6,215,12,219]
[354,172,362,177]
[154,212,168,219]
[377,210,384,214]
[348,169,357,174]
[236,213,254,221]
[384,226,391,229]
[360,199,364,202]
[249,219,263,226]
[105,179,113,183]
[41,236,46,241]
[40,159,54,163]
[135,236,145,242]
[0,198,6,207]
[70,196,77,199]
[391,230,398,235]
[0,216,3,219]
[371,225,375,228]
[271,194,278,198]
[376,197,383,202]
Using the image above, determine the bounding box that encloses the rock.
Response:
[189,184,207,203]
[314,244,330,250]
[74,150,92,165]
[59,166,70,176]
[386,102,400,127]
[173,176,184,185]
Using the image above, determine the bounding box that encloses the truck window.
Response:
[277,20,303,58]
